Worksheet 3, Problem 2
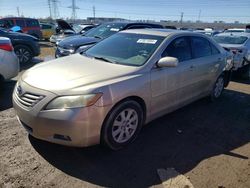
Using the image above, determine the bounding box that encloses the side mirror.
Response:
[157,57,179,68]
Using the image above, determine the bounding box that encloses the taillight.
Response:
[0,43,13,51]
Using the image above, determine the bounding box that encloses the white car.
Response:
[0,37,19,87]
[214,33,250,71]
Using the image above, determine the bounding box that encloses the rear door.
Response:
[190,36,223,94]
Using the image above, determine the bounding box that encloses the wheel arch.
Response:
[13,43,34,55]
[100,95,147,138]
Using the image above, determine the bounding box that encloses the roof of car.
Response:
[120,28,189,37]
[0,17,38,20]
[216,32,250,37]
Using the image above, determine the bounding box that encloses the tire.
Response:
[0,75,4,92]
[14,45,33,64]
[101,100,144,150]
[210,75,225,101]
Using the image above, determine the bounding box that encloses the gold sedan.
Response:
[40,23,55,40]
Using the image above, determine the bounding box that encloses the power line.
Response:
[68,0,79,21]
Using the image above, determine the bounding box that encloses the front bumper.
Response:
[12,81,111,147]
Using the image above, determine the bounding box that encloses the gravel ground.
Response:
[0,44,249,188]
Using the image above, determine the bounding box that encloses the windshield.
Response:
[84,23,126,39]
[213,35,248,44]
[85,33,164,66]
[224,30,245,33]
[72,24,82,33]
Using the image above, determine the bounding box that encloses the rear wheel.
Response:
[14,45,33,64]
[101,100,144,150]
[210,75,225,101]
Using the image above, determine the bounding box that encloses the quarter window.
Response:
[191,37,212,58]
[162,37,192,62]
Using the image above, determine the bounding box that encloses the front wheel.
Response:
[210,75,225,101]
[101,100,144,150]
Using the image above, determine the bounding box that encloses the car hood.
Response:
[58,35,100,49]
[22,54,138,92]
[56,19,74,31]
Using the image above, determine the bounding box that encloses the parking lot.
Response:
[0,43,249,188]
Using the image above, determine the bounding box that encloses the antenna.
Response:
[68,0,80,21]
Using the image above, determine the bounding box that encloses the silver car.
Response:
[0,37,19,86]
[13,29,231,150]
[214,32,250,71]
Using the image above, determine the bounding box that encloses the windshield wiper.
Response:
[93,35,102,39]
[93,56,118,64]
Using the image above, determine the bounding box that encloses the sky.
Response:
[0,0,250,23]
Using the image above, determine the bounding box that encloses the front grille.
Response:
[15,88,44,108]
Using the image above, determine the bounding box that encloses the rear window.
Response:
[214,35,248,44]
[26,19,39,27]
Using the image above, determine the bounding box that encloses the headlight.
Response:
[75,44,93,53]
[45,93,102,110]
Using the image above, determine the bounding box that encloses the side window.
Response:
[127,25,151,29]
[162,37,192,62]
[191,37,212,58]
[0,20,14,28]
[210,43,220,55]
[26,19,39,27]
[41,24,51,29]
[16,20,25,27]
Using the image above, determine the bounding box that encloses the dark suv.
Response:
[0,17,42,39]
[55,22,163,58]
[0,27,40,64]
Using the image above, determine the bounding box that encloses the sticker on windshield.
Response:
[110,28,120,31]
[137,39,157,44]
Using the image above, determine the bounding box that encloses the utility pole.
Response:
[198,9,201,22]
[93,6,95,23]
[48,0,52,19]
[68,0,79,22]
[17,6,20,17]
[180,12,184,25]
[51,0,60,19]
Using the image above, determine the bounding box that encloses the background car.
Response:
[49,19,85,44]
[0,17,42,39]
[0,37,19,88]
[213,32,250,71]
[0,27,40,64]
[55,22,164,58]
[224,28,246,33]
[40,23,55,40]
[13,29,231,150]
